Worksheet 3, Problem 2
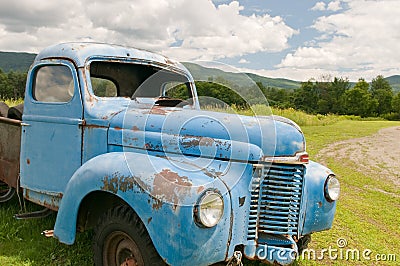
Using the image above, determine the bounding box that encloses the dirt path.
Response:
[316,126,400,187]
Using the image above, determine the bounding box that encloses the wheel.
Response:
[93,205,164,266]
[0,181,16,203]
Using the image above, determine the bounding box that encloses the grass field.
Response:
[297,120,400,265]
[1,116,399,265]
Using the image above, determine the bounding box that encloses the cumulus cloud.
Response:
[0,0,296,62]
[311,1,342,12]
[311,2,326,11]
[327,1,342,11]
[278,0,400,80]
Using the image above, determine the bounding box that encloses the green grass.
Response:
[207,104,370,127]
[297,120,400,265]
[0,199,93,265]
[2,98,24,107]
[1,109,399,265]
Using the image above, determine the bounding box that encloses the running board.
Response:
[14,208,53,220]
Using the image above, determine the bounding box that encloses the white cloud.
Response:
[311,1,343,12]
[278,0,400,80]
[311,2,326,11]
[0,0,296,62]
[327,1,342,11]
[239,58,249,64]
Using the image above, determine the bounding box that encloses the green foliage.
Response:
[341,83,377,117]
[370,75,393,115]
[195,80,249,108]
[0,70,27,99]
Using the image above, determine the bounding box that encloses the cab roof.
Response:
[34,42,184,70]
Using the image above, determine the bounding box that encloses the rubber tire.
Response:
[0,102,9,117]
[0,181,16,203]
[93,205,165,266]
[7,103,24,120]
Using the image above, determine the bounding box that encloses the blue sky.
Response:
[0,0,399,81]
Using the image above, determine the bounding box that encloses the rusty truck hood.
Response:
[107,105,305,162]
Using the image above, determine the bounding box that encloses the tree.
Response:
[0,70,27,99]
[293,80,319,113]
[341,78,377,117]
[329,77,351,114]
[392,92,400,116]
[370,75,393,115]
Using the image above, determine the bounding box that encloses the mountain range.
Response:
[1,51,399,92]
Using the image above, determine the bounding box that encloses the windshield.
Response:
[89,61,193,107]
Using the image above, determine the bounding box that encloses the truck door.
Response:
[20,60,83,202]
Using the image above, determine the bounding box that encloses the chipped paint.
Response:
[101,172,151,194]
[152,169,192,210]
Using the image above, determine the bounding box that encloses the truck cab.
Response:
[0,42,340,266]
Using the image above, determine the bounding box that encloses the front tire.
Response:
[93,205,164,266]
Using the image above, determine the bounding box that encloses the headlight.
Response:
[195,191,224,228]
[324,175,340,202]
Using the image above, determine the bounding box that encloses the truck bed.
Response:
[0,117,21,188]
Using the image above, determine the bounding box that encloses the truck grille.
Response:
[248,163,305,240]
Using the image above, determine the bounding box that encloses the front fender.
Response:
[54,152,233,265]
[300,160,337,235]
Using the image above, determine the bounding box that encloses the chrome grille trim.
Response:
[247,163,305,240]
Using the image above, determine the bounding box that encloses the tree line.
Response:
[1,67,400,120]
[259,75,400,120]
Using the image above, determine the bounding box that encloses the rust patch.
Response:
[114,126,122,131]
[180,136,215,149]
[152,198,163,210]
[199,137,214,147]
[148,107,167,115]
[181,137,200,149]
[132,126,140,131]
[197,186,205,194]
[152,169,192,210]
[239,196,246,207]
[84,124,107,129]
[26,159,30,165]
[101,173,150,194]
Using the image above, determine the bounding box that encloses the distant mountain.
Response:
[0,51,36,72]
[1,51,399,92]
[385,75,400,92]
[183,62,301,90]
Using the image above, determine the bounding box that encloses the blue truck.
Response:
[0,43,340,266]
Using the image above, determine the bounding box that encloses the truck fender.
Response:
[54,152,233,265]
[300,160,337,235]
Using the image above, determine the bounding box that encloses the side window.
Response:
[33,65,74,103]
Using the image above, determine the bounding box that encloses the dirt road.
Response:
[316,126,400,187]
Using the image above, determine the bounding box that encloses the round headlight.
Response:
[196,191,224,228]
[325,175,340,202]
